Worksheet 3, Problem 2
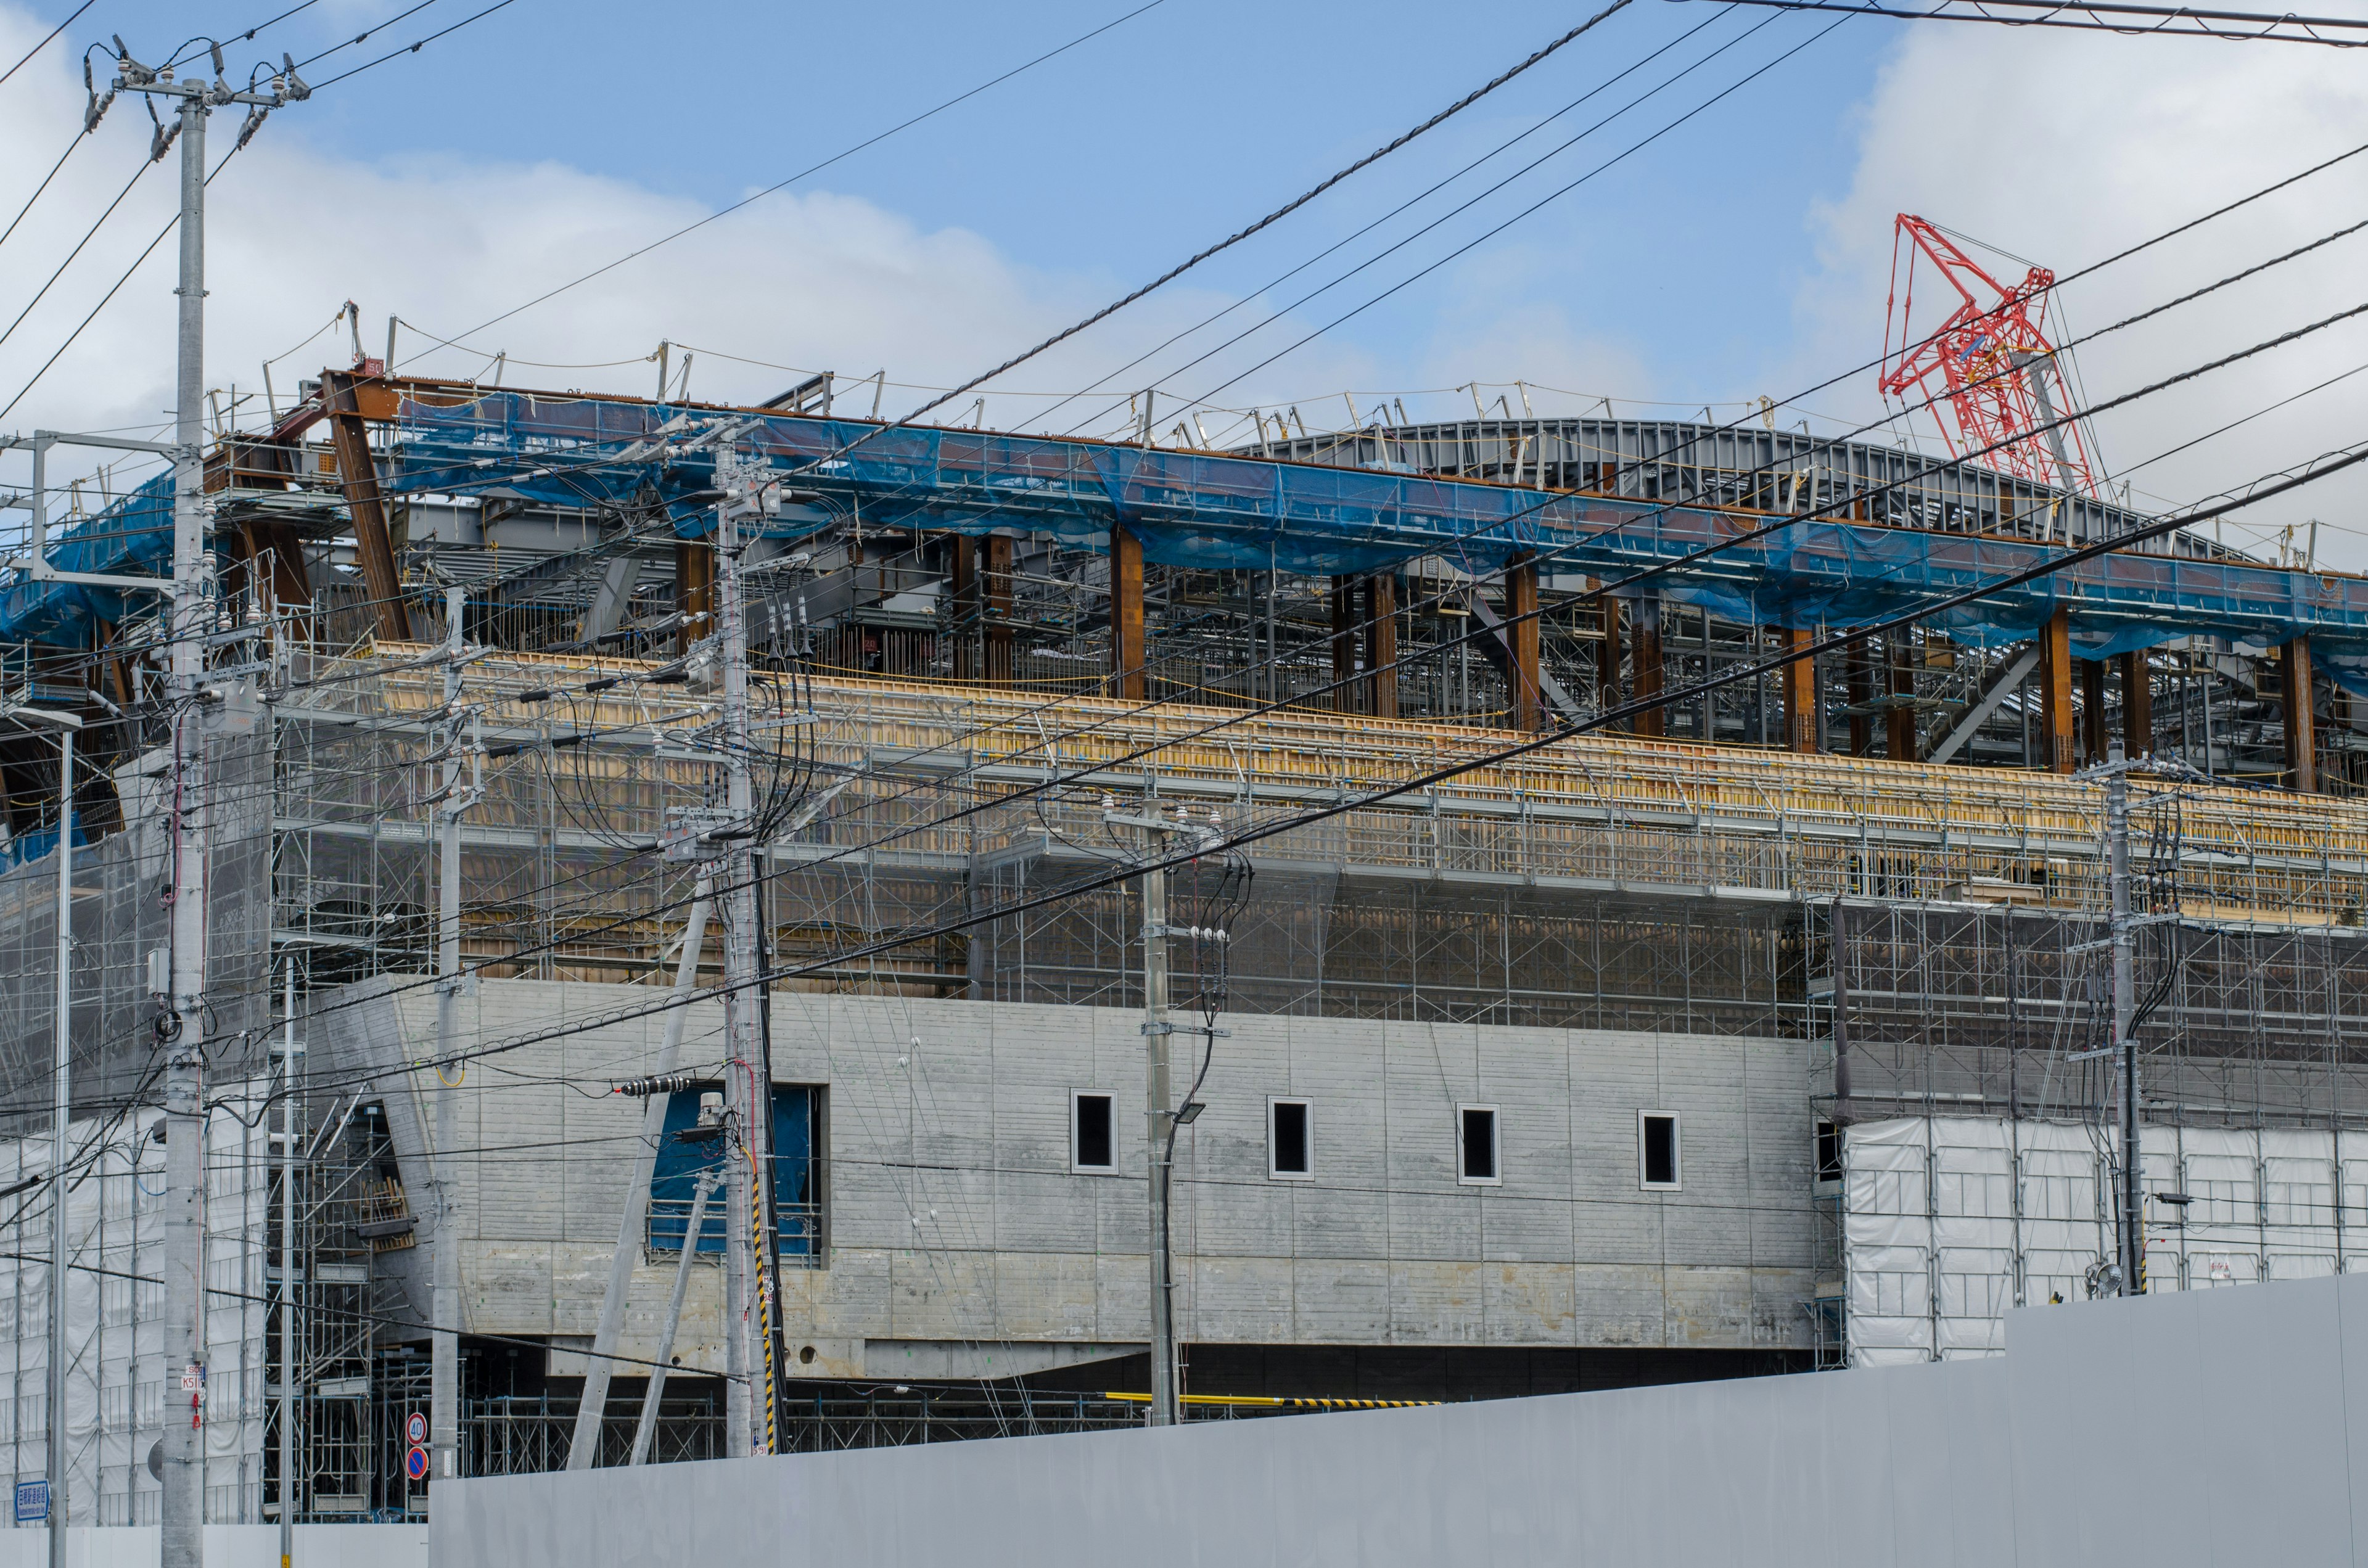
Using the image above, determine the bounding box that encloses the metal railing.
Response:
[646,1194,821,1263]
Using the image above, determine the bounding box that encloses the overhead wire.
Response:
[406,0,1172,360]
[1695,0,2368,46]
[810,0,1649,458]
[9,24,2358,1113]
[0,0,92,89]
[191,231,2368,1078]
[169,417,2368,1117]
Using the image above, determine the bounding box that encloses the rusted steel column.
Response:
[675,540,714,656]
[2284,634,2319,793]
[982,535,1015,685]
[1505,552,1541,733]
[2079,657,2107,765]
[1110,525,1146,700]
[1364,573,1399,720]
[1580,578,1613,711]
[2037,609,2075,773]
[2118,651,2152,758]
[1329,577,1358,713]
[1630,594,1664,739]
[1780,627,1819,753]
[1886,633,1917,761]
[1845,635,1873,757]
[950,535,979,681]
[323,369,411,641]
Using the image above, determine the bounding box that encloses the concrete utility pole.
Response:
[278,961,298,1568]
[105,43,302,1568]
[715,455,777,1457]
[431,583,475,1492]
[1140,836,1175,1426]
[1097,800,1224,1428]
[2105,742,2142,1295]
[12,707,83,1568]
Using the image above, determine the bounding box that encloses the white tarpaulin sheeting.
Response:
[1844,1115,2364,1366]
[0,1095,270,1528]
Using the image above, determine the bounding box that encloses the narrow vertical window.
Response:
[1640,1112,1680,1189]
[1072,1092,1116,1173]
[1269,1099,1312,1180]
[1815,1120,1842,1184]
[1458,1105,1500,1185]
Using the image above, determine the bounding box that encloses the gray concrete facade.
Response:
[314,981,1819,1377]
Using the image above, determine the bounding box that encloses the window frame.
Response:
[1267,1097,1314,1181]
[1071,1090,1118,1175]
[1815,1119,1842,1186]
[1638,1109,1682,1191]
[1457,1103,1502,1187]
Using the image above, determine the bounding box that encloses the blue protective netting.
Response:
[13,390,2368,696]
[0,470,175,645]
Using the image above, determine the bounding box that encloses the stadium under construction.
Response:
[0,355,2362,1531]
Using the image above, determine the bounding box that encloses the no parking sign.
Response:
[405,1445,430,1482]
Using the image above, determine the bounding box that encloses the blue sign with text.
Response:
[15,1479,48,1523]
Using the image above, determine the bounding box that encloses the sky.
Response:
[1,0,2364,563]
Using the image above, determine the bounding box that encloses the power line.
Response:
[306,0,517,90]
[235,233,2368,1057]
[0,0,527,422]
[0,157,158,358]
[1697,0,2368,46]
[14,129,2365,1101]
[1179,12,1854,414]
[188,406,2368,1119]
[0,0,92,89]
[856,0,1645,438]
[410,0,1170,358]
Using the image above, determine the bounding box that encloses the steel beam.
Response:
[2285,635,2319,793]
[323,370,413,642]
[1110,525,1145,700]
[2038,607,2075,773]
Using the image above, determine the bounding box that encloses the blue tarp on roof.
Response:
[390,391,2368,679]
[12,389,2367,695]
[0,470,176,644]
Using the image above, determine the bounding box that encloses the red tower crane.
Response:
[1879,214,2099,498]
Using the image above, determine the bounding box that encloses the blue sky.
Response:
[7,1,2368,559]
[22,0,1896,410]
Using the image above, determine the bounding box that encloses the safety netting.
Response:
[11,389,2368,694]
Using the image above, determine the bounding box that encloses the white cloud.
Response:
[0,3,1381,482]
[1796,24,2368,566]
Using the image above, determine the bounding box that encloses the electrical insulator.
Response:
[612,1073,697,1098]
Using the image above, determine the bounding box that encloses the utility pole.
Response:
[431,582,475,1493]
[106,41,302,1568]
[714,453,777,1457]
[2105,741,2142,1295]
[1140,831,1175,1426]
[277,960,298,1568]
[27,709,80,1568]
[1096,798,1223,1428]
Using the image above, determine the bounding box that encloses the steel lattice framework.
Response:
[1881,215,2102,498]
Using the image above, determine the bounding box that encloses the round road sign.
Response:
[405,1445,430,1482]
[405,1411,427,1446]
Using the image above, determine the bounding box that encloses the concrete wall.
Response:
[316,982,1818,1374]
[435,1271,2368,1568]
